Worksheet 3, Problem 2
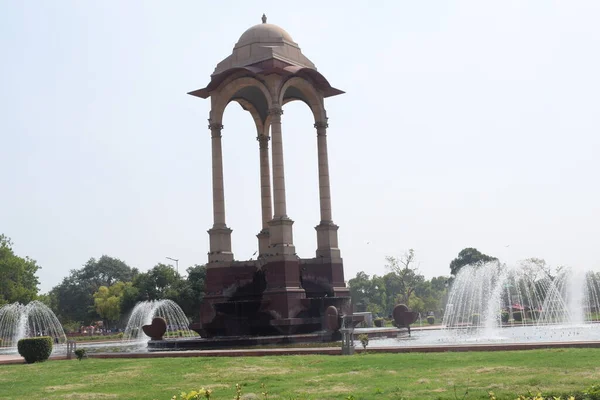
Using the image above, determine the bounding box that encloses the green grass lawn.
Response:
[1,349,599,399]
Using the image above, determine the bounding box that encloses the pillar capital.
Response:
[256,134,270,149]
[314,121,329,131]
[268,107,283,117]
[208,121,223,138]
[208,120,224,130]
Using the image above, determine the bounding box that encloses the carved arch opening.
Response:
[278,77,327,123]
[211,77,273,125]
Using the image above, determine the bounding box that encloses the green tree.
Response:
[0,234,40,304]
[381,272,404,315]
[404,292,426,314]
[449,248,497,276]
[385,249,424,307]
[36,292,58,310]
[49,255,137,325]
[348,271,377,312]
[78,256,138,288]
[348,267,450,318]
[50,275,95,323]
[182,264,206,319]
[414,277,449,314]
[132,263,180,300]
[93,282,130,327]
[118,263,206,319]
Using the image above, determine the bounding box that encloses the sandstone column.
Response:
[207,121,233,263]
[267,106,295,256]
[315,121,333,223]
[314,120,340,260]
[269,107,287,218]
[256,132,272,256]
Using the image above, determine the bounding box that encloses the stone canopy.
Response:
[189,15,343,102]
[188,16,350,338]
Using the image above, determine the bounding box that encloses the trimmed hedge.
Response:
[74,349,87,361]
[17,337,53,363]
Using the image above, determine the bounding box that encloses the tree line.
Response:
[6,232,545,329]
[347,249,450,317]
[0,234,41,306]
[41,256,206,331]
[0,234,206,331]
[346,247,500,318]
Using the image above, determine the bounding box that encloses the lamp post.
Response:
[166,257,179,274]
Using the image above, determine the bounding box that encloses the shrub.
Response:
[427,316,435,325]
[117,332,124,339]
[17,337,53,364]
[74,348,87,361]
[513,311,523,322]
[171,388,213,399]
[374,318,384,327]
[471,313,480,325]
[501,311,509,323]
[585,384,600,400]
[357,333,369,349]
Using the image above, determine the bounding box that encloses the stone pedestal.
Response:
[268,217,295,256]
[315,222,341,259]
[193,257,350,338]
[208,227,234,263]
[256,229,270,257]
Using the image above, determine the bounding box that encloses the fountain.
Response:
[0,301,66,352]
[367,262,600,348]
[122,299,196,342]
[443,262,600,330]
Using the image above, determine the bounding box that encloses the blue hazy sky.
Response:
[1,1,599,292]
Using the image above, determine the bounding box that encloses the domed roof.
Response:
[236,23,295,47]
[189,15,345,100]
[211,15,316,76]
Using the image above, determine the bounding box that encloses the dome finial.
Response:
[262,14,267,24]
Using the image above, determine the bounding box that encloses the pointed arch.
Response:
[210,77,273,125]
[278,77,327,123]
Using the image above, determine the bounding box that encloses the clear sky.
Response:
[1,1,599,293]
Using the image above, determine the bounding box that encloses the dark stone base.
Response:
[195,257,350,338]
[147,332,337,351]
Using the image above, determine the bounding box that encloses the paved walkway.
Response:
[3,338,600,365]
[0,354,67,366]
[88,340,600,359]
[0,354,24,365]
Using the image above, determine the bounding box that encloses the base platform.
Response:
[147,331,338,351]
